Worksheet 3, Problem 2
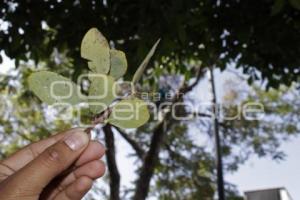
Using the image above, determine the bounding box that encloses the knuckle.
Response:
[41,146,65,168]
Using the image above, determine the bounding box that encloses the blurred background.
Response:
[0,0,299,200]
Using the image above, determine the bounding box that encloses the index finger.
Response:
[0,128,86,175]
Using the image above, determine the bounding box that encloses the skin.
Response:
[0,128,106,200]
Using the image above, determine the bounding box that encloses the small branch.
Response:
[186,112,226,127]
[92,107,112,125]
[114,126,145,159]
[133,120,170,200]
[103,124,120,200]
[133,67,205,200]
[188,112,212,118]
[180,67,206,94]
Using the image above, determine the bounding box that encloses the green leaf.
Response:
[132,39,160,84]
[109,50,128,80]
[107,98,149,129]
[28,71,85,105]
[289,0,300,9]
[80,28,110,74]
[88,74,116,114]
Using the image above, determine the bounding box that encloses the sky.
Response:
[226,137,300,198]
[213,68,300,199]
[0,52,299,199]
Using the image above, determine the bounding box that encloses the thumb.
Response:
[10,129,89,193]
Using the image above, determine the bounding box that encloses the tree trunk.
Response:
[103,124,121,200]
[210,67,225,200]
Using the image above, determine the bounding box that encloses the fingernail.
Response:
[64,131,88,151]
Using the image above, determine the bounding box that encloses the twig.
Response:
[114,126,145,159]
[180,66,205,94]
[92,107,112,125]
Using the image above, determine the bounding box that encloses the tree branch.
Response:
[133,119,171,200]
[114,126,145,159]
[133,67,206,200]
[103,124,120,200]
[187,112,212,118]
[180,66,205,94]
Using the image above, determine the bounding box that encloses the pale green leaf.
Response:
[88,74,116,114]
[109,49,128,80]
[132,39,160,84]
[107,98,149,129]
[28,71,85,105]
[81,28,110,74]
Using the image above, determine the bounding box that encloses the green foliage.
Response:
[107,98,150,129]
[28,71,85,105]
[1,2,300,199]
[80,28,110,74]
[2,1,300,87]
[88,75,116,114]
[109,50,128,80]
[153,124,215,200]
[132,39,160,84]
[0,65,78,159]
[221,82,300,165]
[28,28,158,129]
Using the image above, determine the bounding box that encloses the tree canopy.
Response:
[1,0,300,86]
[0,1,300,200]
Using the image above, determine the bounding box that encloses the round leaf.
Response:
[109,49,128,80]
[28,71,85,105]
[108,98,150,129]
[81,28,110,74]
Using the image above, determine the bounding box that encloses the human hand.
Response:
[0,128,106,200]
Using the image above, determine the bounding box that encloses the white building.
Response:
[245,187,293,200]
